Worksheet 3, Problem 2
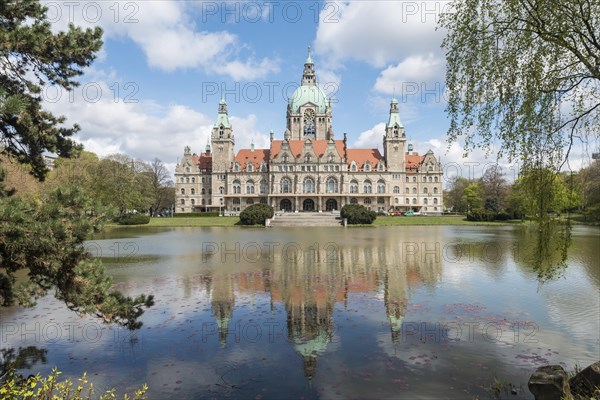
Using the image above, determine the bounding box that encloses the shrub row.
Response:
[341,204,377,224]
[466,208,521,221]
[117,214,150,225]
[239,204,274,226]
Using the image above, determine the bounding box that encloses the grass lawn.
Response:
[146,216,240,227]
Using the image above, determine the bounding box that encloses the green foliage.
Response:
[466,208,496,222]
[0,367,147,400]
[239,204,274,226]
[440,0,599,171]
[341,204,377,224]
[117,214,150,225]
[0,186,154,329]
[0,0,103,180]
[174,212,221,218]
[464,183,484,211]
[445,177,471,212]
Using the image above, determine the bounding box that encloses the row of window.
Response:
[180,188,213,195]
[180,198,212,205]
[179,176,213,184]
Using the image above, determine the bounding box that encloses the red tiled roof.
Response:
[405,153,424,172]
[346,148,384,168]
[192,151,213,171]
[233,149,270,169]
[270,139,345,159]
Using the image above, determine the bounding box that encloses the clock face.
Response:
[303,108,315,121]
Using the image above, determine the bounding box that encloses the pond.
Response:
[1,225,598,399]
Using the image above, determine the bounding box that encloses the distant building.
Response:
[175,48,443,214]
[43,154,57,170]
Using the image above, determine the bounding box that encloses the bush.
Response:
[117,214,150,225]
[239,204,274,226]
[173,212,221,218]
[0,367,147,399]
[466,208,496,221]
[341,204,377,224]
[495,210,511,221]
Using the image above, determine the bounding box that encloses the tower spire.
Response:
[306,45,312,64]
[302,45,316,86]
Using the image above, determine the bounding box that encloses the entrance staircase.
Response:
[268,212,345,227]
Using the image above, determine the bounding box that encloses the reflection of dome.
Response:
[290,85,328,113]
[293,331,330,358]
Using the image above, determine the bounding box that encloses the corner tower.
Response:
[383,97,406,172]
[211,98,234,173]
[286,46,333,140]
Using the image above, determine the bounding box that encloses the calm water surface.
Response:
[1,225,599,399]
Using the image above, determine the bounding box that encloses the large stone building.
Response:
[175,49,443,214]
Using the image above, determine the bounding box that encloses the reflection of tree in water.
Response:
[514,222,572,283]
[0,346,47,379]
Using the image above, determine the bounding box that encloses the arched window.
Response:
[434,176,438,183]
[377,179,386,194]
[405,187,410,194]
[393,186,400,194]
[351,162,357,172]
[281,177,291,193]
[304,154,311,163]
[423,187,428,194]
[247,199,254,205]
[186,177,189,183]
[405,198,409,204]
[412,198,417,204]
[363,180,372,194]
[201,199,205,205]
[413,177,416,183]
[191,199,195,205]
[233,179,241,194]
[350,179,358,194]
[186,167,190,173]
[424,198,428,205]
[181,199,185,205]
[191,177,195,183]
[219,186,224,194]
[429,176,433,182]
[364,161,371,172]
[405,176,409,183]
[304,177,315,193]
[180,177,184,183]
[412,187,417,194]
[233,162,240,172]
[395,198,399,204]
[364,198,372,204]
[433,198,438,204]
[201,188,205,195]
[181,188,185,194]
[423,176,427,182]
[233,198,240,205]
[433,187,438,194]
[377,162,384,171]
[326,177,338,193]
[393,126,399,137]
[283,153,289,163]
[261,162,268,172]
[260,180,268,194]
[350,198,358,204]
[246,180,255,194]
[247,163,254,172]
[219,126,224,138]
[191,188,195,195]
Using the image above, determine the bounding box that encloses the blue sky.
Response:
[41,1,593,179]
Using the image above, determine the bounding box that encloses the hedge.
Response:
[239,204,274,226]
[341,204,377,224]
[117,214,151,225]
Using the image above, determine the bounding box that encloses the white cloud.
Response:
[42,0,279,79]
[353,122,386,148]
[374,53,445,95]
[44,78,268,176]
[314,1,450,68]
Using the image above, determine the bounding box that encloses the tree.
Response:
[464,182,484,211]
[481,164,508,212]
[440,0,599,173]
[445,177,471,212]
[145,158,173,216]
[0,187,154,329]
[0,0,103,180]
[0,1,152,330]
[578,159,600,220]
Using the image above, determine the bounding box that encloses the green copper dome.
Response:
[290,85,329,113]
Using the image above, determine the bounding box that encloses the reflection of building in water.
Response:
[202,230,442,374]
[206,273,235,347]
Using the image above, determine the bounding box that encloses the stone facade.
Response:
[175,49,443,214]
